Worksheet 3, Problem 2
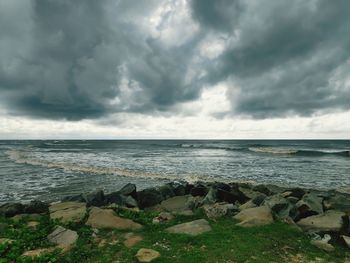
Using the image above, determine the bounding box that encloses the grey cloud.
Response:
[0,0,203,120]
[1,0,350,121]
[191,0,350,118]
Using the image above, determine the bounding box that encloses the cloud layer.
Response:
[1,0,350,121]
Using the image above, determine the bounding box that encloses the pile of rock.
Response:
[2,180,350,254]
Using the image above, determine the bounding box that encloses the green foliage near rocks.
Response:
[0,208,349,263]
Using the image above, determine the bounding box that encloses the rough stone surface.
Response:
[23,200,49,214]
[324,193,350,213]
[49,202,86,223]
[27,221,40,228]
[83,190,105,207]
[124,234,143,248]
[263,194,294,219]
[119,183,137,198]
[239,200,257,211]
[310,240,335,252]
[136,248,160,262]
[137,188,163,209]
[297,210,346,232]
[296,193,323,219]
[341,235,350,248]
[190,184,209,197]
[160,195,190,212]
[203,202,238,219]
[48,226,78,248]
[0,203,24,217]
[165,219,211,236]
[86,207,142,230]
[234,206,274,227]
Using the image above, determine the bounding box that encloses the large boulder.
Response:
[234,206,274,227]
[83,190,105,207]
[295,192,323,220]
[118,183,137,199]
[49,202,87,223]
[48,225,78,249]
[165,219,211,236]
[0,203,24,217]
[323,193,350,213]
[160,195,191,213]
[297,210,347,232]
[190,184,209,197]
[104,192,124,205]
[201,187,218,205]
[86,207,142,230]
[217,187,249,204]
[137,188,163,209]
[203,202,238,219]
[157,184,175,200]
[263,194,295,219]
[23,200,49,214]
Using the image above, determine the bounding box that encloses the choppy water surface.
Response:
[0,140,349,203]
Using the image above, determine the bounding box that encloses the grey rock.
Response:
[296,192,323,220]
[137,188,163,209]
[160,195,190,212]
[165,219,211,236]
[234,206,274,227]
[190,184,209,197]
[49,202,87,223]
[123,195,138,208]
[203,202,238,219]
[0,203,24,217]
[83,189,105,207]
[202,187,218,205]
[297,210,346,232]
[263,194,294,219]
[104,192,124,205]
[48,225,78,248]
[24,200,48,214]
[119,183,137,198]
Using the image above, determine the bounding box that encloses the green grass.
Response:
[0,208,349,263]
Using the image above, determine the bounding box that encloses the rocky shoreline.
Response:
[1,181,350,260]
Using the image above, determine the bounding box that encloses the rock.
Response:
[123,195,138,208]
[287,196,299,204]
[295,193,323,220]
[22,248,55,258]
[285,188,306,199]
[234,206,274,227]
[186,195,204,210]
[190,184,209,197]
[252,194,267,206]
[203,202,238,219]
[282,217,303,232]
[157,184,175,199]
[202,187,218,205]
[137,188,163,209]
[165,219,211,236]
[263,194,294,219]
[83,189,105,207]
[297,210,346,232]
[239,200,257,211]
[0,203,24,217]
[49,202,87,223]
[136,248,160,262]
[23,200,49,214]
[310,240,334,252]
[252,185,272,196]
[324,193,350,213]
[160,195,190,213]
[172,182,187,196]
[152,212,174,224]
[119,183,137,199]
[48,225,78,248]
[86,207,142,230]
[62,194,85,203]
[217,186,249,204]
[104,192,124,205]
[124,234,143,248]
[341,235,350,248]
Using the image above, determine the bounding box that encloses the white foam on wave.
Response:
[5,149,210,183]
[248,147,298,155]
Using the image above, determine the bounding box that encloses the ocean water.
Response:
[0,140,349,203]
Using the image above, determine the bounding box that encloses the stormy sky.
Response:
[1,0,350,139]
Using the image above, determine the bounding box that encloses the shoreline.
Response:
[1,180,350,261]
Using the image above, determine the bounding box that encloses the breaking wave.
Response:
[4,149,206,183]
[248,147,349,157]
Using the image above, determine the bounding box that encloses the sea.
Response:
[0,140,349,204]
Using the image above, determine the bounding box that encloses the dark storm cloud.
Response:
[191,0,350,118]
[0,0,203,120]
[1,0,350,121]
